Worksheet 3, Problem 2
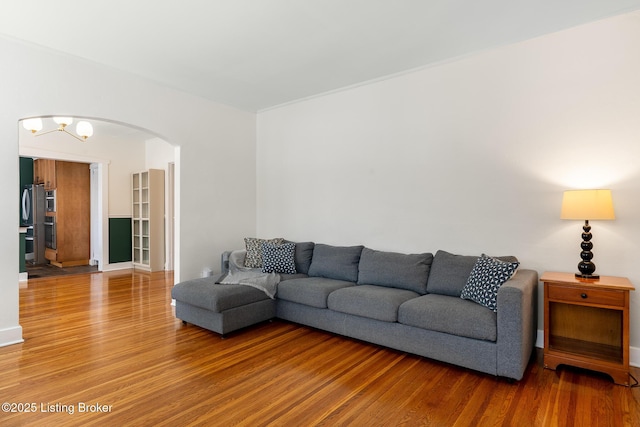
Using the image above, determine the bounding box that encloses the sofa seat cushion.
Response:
[171,278,270,313]
[398,294,497,341]
[328,285,420,322]
[277,277,355,309]
[279,273,309,282]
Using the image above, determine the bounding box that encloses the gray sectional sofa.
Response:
[172,241,538,381]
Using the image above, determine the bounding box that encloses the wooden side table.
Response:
[541,272,635,385]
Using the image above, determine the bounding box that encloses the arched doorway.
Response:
[18,116,177,277]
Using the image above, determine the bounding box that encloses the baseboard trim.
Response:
[536,329,544,349]
[0,326,24,348]
[536,329,639,367]
[102,262,133,272]
[630,346,640,368]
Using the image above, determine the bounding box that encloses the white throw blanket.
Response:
[219,250,280,298]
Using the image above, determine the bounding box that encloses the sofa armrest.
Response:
[221,251,232,275]
[496,269,538,380]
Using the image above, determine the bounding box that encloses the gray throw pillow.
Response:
[357,248,433,294]
[308,244,364,282]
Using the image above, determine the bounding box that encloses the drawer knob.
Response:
[581,293,588,299]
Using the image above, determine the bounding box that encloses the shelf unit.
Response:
[541,271,635,386]
[132,169,165,272]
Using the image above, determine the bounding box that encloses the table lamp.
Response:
[560,189,615,279]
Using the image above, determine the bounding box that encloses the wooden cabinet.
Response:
[33,158,44,185]
[542,271,635,386]
[43,161,90,267]
[34,158,57,189]
[132,169,164,272]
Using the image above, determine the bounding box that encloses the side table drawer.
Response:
[547,284,624,307]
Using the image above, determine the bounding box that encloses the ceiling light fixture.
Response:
[22,117,94,142]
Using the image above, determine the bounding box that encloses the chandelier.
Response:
[22,117,94,142]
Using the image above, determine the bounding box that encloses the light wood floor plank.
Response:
[1,270,638,426]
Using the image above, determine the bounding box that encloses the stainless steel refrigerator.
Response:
[21,184,46,264]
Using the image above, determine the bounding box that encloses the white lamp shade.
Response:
[560,189,615,220]
[76,121,93,138]
[22,118,43,132]
[53,116,73,126]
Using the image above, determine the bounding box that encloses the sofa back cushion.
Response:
[426,250,477,297]
[308,244,364,282]
[291,241,315,275]
[357,248,433,294]
[426,250,518,297]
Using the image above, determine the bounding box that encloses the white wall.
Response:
[0,36,256,347]
[146,137,176,171]
[257,12,640,353]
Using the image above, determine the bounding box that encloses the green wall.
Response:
[19,157,33,188]
[109,217,132,263]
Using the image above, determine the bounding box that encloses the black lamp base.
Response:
[575,272,599,280]
[575,220,599,280]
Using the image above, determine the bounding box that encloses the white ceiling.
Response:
[2,0,640,112]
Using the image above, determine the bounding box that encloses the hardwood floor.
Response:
[2,271,639,426]
[25,262,99,278]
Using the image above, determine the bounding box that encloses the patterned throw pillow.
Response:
[460,254,519,312]
[261,242,297,274]
[244,237,284,268]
